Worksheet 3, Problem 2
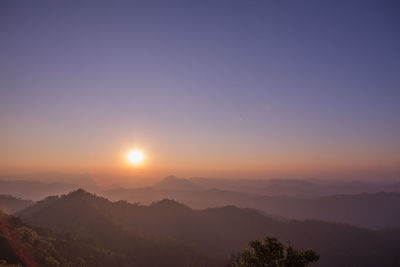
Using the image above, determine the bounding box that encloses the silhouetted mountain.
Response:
[0,210,210,267]
[18,190,400,267]
[0,210,123,266]
[187,177,400,196]
[15,189,213,266]
[154,175,201,191]
[258,192,400,229]
[0,195,33,214]
[103,186,260,212]
[103,185,400,229]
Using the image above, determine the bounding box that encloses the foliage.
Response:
[12,190,400,267]
[0,260,22,267]
[1,208,213,267]
[238,237,319,267]
[0,211,126,267]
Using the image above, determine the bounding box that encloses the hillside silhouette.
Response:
[0,195,33,214]
[15,189,400,267]
[104,176,400,229]
[155,176,400,196]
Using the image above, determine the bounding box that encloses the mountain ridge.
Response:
[17,189,400,267]
[103,179,400,229]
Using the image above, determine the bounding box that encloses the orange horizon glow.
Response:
[126,149,145,166]
[0,134,399,181]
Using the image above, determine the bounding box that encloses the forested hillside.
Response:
[16,190,400,267]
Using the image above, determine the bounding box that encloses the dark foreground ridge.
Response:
[1,189,399,266]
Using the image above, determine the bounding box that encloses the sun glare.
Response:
[126,150,145,166]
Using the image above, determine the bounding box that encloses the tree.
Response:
[237,237,319,267]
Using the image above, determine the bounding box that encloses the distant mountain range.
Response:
[0,195,33,214]
[16,189,400,267]
[155,176,400,196]
[2,175,400,229]
[0,179,81,201]
[103,176,400,229]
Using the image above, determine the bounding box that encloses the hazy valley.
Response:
[1,175,400,266]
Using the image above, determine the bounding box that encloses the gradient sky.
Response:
[1,0,399,179]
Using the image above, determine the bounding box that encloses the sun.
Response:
[126,150,145,166]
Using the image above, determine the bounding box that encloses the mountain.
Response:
[0,180,81,201]
[0,173,103,190]
[103,183,400,229]
[258,192,400,229]
[0,210,116,266]
[0,195,33,214]
[18,190,400,267]
[154,175,202,191]
[187,177,400,196]
[103,186,259,209]
[0,210,210,267]
[15,190,214,267]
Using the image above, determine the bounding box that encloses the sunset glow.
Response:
[0,1,399,180]
[126,150,145,166]
[0,2,399,266]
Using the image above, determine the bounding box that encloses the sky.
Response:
[1,0,399,180]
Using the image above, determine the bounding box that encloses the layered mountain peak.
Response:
[66,188,96,199]
[150,198,191,211]
[154,176,201,191]
[0,195,33,214]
